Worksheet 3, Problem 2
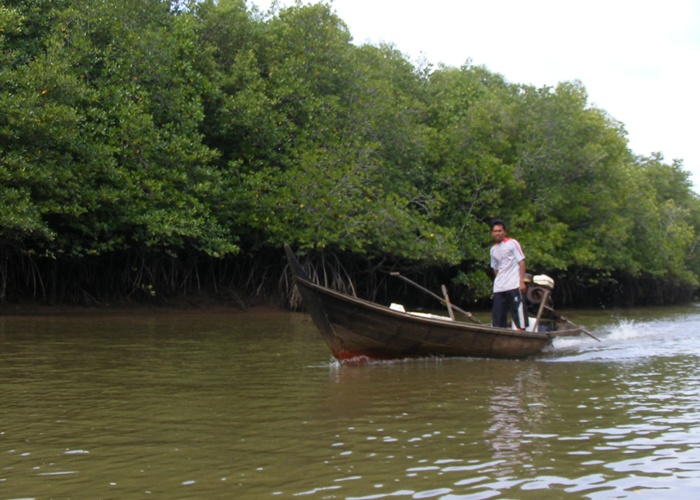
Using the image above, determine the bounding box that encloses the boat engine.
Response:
[523,274,558,332]
[526,274,554,305]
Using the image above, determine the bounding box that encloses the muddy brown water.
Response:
[1,306,699,498]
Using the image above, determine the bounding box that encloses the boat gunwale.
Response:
[293,274,580,340]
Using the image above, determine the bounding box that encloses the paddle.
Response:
[390,272,481,324]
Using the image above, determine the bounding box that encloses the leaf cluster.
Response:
[1,0,698,304]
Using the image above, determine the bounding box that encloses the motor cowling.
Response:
[526,275,554,304]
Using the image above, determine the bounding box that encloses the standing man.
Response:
[489,219,527,330]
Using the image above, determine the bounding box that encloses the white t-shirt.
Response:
[490,238,525,293]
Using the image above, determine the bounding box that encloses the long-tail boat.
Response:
[285,245,595,363]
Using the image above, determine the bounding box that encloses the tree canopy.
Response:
[1,0,698,306]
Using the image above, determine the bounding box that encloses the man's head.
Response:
[490,218,507,243]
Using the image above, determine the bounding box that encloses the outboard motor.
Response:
[527,274,554,305]
[525,275,556,332]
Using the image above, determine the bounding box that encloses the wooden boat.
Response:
[285,245,591,363]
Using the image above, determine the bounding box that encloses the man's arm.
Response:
[518,260,527,293]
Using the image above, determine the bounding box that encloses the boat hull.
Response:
[296,276,552,361]
[285,245,579,362]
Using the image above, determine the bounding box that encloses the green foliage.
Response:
[1,0,238,260]
[425,64,521,262]
[622,155,699,284]
[511,82,634,274]
[1,0,699,304]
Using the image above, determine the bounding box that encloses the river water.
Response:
[1,305,699,499]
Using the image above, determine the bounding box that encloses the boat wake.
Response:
[547,314,700,362]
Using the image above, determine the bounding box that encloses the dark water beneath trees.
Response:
[1,306,699,499]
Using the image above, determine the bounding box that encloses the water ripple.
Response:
[1,309,700,498]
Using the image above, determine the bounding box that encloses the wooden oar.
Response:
[390,272,481,324]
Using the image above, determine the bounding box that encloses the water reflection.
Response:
[484,363,550,477]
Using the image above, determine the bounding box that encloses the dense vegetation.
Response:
[1,0,698,308]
